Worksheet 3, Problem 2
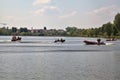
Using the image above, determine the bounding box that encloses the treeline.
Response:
[66,13,120,38]
[0,13,120,37]
[0,27,31,36]
[0,27,67,36]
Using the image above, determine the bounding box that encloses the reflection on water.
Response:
[0,36,120,80]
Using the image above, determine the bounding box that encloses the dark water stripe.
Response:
[0,41,52,43]
[0,44,66,48]
[0,50,112,53]
[0,44,111,47]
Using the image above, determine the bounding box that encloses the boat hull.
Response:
[83,40,105,45]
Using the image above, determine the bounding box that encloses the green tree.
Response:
[20,27,28,33]
[66,27,78,36]
[12,27,17,33]
[112,24,118,36]
[114,13,120,32]
[0,27,11,35]
[102,22,113,37]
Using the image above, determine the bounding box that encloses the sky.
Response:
[0,0,120,29]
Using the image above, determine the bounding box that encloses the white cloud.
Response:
[60,11,77,19]
[4,15,27,21]
[4,16,23,21]
[88,5,120,16]
[34,8,45,15]
[4,16,17,20]
[33,6,60,15]
[86,5,120,25]
[33,0,52,6]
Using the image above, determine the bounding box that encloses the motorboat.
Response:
[106,38,117,41]
[83,40,105,45]
[54,39,65,43]
[11,36,22,41]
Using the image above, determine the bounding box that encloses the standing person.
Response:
[97,38,101,45]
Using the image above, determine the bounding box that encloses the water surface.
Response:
[0,36,120,80]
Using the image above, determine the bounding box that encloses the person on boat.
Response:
[17,36,21,40]
[97,38,101,45]
[60,38,63,42]
[54,39,59,43]
[60,38,65,42]
[11,36,17,41]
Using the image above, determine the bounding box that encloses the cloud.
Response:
[33,0,52,6]
[88,5,120,16]
[4,16,15,20]
[33,6,60,15]
[4,15,27,21]
[86,5,120,24]
[60,11,77,19]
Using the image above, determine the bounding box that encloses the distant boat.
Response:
[106,38,117,41]
[83,40,105,45]
[54,39,65,43]
[11,36,22,42]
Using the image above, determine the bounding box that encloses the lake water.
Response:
[0,36,120,80]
